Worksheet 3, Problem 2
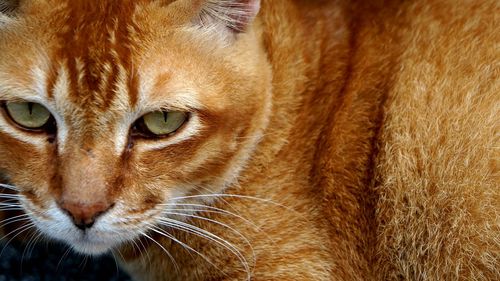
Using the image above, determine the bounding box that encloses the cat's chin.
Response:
[56,231,124,256]
[55,228,136,256]
[69,240,115,256]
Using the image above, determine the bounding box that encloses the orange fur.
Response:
[0,0,498,280]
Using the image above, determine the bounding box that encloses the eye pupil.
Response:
[28,102,34,115]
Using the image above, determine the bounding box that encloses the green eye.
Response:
[140,111,187,136]
[5,102,52,129]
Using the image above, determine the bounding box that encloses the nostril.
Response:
[58,201,113,230]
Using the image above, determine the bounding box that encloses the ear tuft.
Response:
[0,0,19,15]
[197,0,260,33]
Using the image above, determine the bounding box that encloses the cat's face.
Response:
[0,0,269,254]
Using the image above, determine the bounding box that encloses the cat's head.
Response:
[0,0,270,255]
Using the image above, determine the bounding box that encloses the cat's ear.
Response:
[0,0,19,16]
[195,0,261,34]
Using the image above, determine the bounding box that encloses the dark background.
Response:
[0,241,132,281]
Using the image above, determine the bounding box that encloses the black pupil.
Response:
[28,102,34,115]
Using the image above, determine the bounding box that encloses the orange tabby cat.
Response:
[0,0,498,280]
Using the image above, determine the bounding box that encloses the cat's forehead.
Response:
[43,0,188,32]
[0,0,207,109]
[44,0,179,64]
[44,1,148,108]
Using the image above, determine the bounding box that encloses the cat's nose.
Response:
[58,201,113,230]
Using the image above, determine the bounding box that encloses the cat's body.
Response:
[0,0,498,280]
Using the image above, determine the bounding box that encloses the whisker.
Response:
[79,254,89,270]
[110,229,150,269]
[56,245,73,271]
[0,213,31,231]
[0,202,22,207]
[0,202,22,208]
[160,203,259,229]
[139,230,180,273]
[189,183,243,221]
[157,218,251,279]
[0,194,21,200]
[0,183,19,192]
[20,229,43,268]
[0,222,35,258]
[172,193,310,230]
[0,206,24,212]
[146,224,231,279]
[129,238,149,268]
[162,210,254,261]
[145,224,196,262]
[111,247,126,276]
[121,238,142,263]
[164,205,276,248]
[0,199,22,204]
[171,193,298,213]
[26,230,44,257]
[135,235,152,267]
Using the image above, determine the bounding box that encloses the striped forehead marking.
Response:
[46,0,142,108]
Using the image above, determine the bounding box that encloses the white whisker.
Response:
[0,213,30,229]
[110,228,151,269]
[0,194,21,200]
[0,183,19,192]
[0,222,35,257]
[111,247,126,276]
[140,230,180,273]
[171,193,296,212]
[146,224,231,278]
[0,207,23,212]
[135,235,153,267]
[56,245,73,271]
[26,230,44,257]
[190,183,244,217]
[20,228,43,265]
[0,201,22,206]
[162,210,254,261]
[157,217,251,280]
[161,203,259,230]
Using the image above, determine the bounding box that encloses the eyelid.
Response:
[137,88,204,113]
[137,104,200,116]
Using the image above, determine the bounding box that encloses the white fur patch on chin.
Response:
[68,237,116,256]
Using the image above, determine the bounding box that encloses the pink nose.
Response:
[58,201,113,230]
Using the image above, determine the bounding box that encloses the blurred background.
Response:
[0,241,131,281]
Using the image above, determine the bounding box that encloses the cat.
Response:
[0,0,498,280]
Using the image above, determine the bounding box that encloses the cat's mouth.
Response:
[28,200,145,256]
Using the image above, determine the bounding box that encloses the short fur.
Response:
[0,0,498,280]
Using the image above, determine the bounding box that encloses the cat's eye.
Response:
[4,102,53,130]
[133,111,188,137]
